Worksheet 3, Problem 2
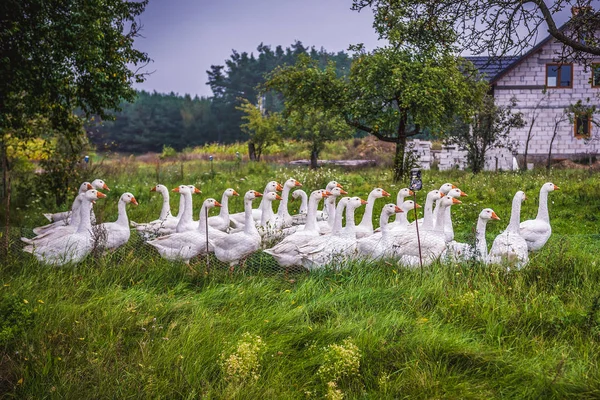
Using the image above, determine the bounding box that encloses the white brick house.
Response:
[467,32,600,166]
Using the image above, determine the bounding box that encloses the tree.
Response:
[1,0,150,250]
[352,0,600,66]
[266,51,485,180]
[236,98,283,161]
[446,95,525,173]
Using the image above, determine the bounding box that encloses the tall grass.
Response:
[2,163,600,398]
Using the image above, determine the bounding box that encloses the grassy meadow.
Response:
[2,154,600,399]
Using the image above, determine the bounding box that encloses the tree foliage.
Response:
[446,95,525,173]
[352,0,600,65]
[237,98,283,161]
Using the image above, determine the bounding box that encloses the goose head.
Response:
[326,181,343,191]
[91,179,110,191]
[440,195,462,208]
[245,190,263,201]
[264,191,283,203]
[427,190,444,202]
[264,181,281,193]
[187,185,202,194]
[85,189,106,203]
[480,208,500,221]
[309,189,330,203]
[543,182,560,192]
[447,188,468,198]
[347,196,368,211]
[397,187,414,198]
[224,188,240,197]
[370,188,391,198]
[121,192,138,206]
[401,200,421,212]
[439,183,457,195]
[203,198,222,209]
[172,185,191,195]
[291,189,305,201]
[284,178,302,189]
[151,184,168,194]
[382,203,403,217]
[79,182,93,193]
[329,187,348,198]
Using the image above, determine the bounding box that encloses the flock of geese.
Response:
[23,178,559,270]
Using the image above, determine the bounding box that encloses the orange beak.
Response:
[86,183,93,190]
[360,199,368,205]
[214,201,222,207]
[103,183,110,191]
[172,187,180,193]
[491,211,500,220]
[382,190,391,197]
[451,185,457,189]
[340,189,348,195]
[439,192,444,198]
[394,206,403,213]
[415,203,422,208]
[323,191,333,198]
[276,183,284,191]
[408,190,414,196]
[460,191,468,197]
[294,180,302,187]
[254,191,263,197]
[275,194,283,201]
[194,188,202,194]
[452,198,462,205]
[96,192,107,199]
[131,197,139,206]
[150,186,157,192]
[336,183,343,188]
[553,184,560,190]
[233,190,239,196]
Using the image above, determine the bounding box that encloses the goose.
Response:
[488,191,529,270]
[208,188,239,232]
[393,195,461,267]
[357,203,403,260]
[297,196,367,269]
[316,181,343,221]
[317,186,348,235]
[147,198,221,263]
[130,184,171,233]
[290,189,308,225]
[274,178,303,229]
[25,190,107,266]
[415,183,455,226]
[42,179,109,222]
[94,192,138,251]
[443,208,500,263]
[263,190,330,267]
[439,187,468,242]
[175,185,202,233]
[519,182,559,251]
[230,181,282,227]
[412,190,444,230]
[141,184,196,237]
[209,190,263,267]
[388,200,420,232]
[355,188,391,239]
[259,191,283,230]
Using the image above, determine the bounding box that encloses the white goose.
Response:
[388,200,420,232]
[292,189,308,214]
[259,191,283,230]
[230,181,282,227]
[147,198,221,263]
[209,190,263,267]
[443,208,500,263]
[42,179,109,222]
[175,185,202,233]
[33,182,94,235]
[298,196,367,269]
[131,184,171,234]
[316,181,343,221]
[416,183,455,226]
[439,187,468,242]
[95,192,138,251]
[263,190,330,267]
[318,186,348,235]
[357,203,403,260]
[355,188,391,239]
[25,190,107,266]
[519,182,559,251]
[488,191,529,270]
[412,190,444,230]
[393,195,461,267]
[274,178,302,229]
[208,188,239,232]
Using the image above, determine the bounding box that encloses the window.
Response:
[574,113,592,139]
[592,64,600,88]
[546,64,573,88]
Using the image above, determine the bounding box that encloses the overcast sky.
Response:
[133,0,382,98]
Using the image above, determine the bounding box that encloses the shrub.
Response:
[220,332,266,385]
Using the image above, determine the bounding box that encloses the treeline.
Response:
[90,42,352,153]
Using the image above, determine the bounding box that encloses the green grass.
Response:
[2,164,600,398]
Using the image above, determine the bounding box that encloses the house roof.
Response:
[465,22,570,84]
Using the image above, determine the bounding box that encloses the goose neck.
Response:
[331,201,347,235]
[197,203,209,231]
[475,217,489,260]
[244,198,259,235]
[219,192,230,219]
[175,194,186,219]
[277,185,291,218]
[508,195,523,232]
[115,199,129,226]
[159,190,170,220]
[181,192,193,222]
[434,204,447,232]
[326,196,337,228]
[304,196,321,232]
[422,196,436,230]
[536,189,550,223]
[77,200,93,233]
[359,193,376,229]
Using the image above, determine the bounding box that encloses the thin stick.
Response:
[413,192,423,275]
[205,206,210,274]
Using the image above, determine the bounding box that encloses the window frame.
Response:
[574,113,592,139]
[592,63,600,88]
[546,63,574,89]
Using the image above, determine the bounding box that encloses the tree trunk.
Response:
[547,119,561,170]
[310,144,319,169]
[524,116,536,169]
[248,142,257,161]
[1,141,11,256]
[393,112,408,182]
